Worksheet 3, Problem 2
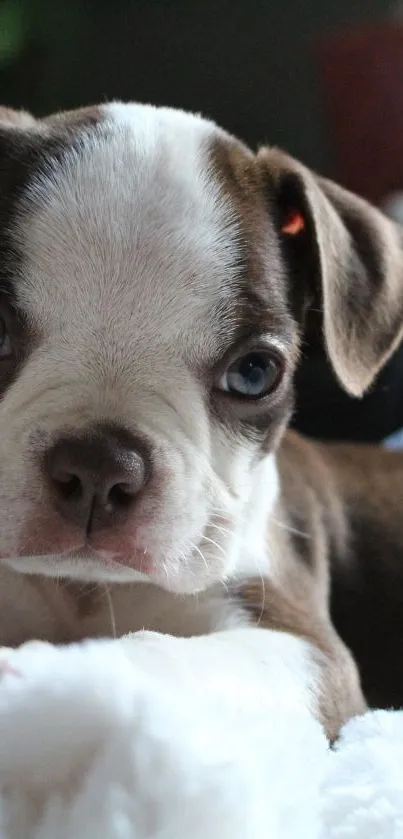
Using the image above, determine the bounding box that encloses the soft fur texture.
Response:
[0,636,402,839]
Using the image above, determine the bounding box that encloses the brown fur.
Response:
[317,442,403,710]
[234,430,366,741]
[238,432,403,736]
[239,574,365,743]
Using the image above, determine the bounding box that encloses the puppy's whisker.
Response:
[210,507,310,541]
[177,550,189,581]
[208,522,250,553]
[267,516,311,539]
[254,568,267,628]
[79,582,102,599]
[200,535,227,556]
[103,584,117,639]
[219,578,230,595]
[208,522,233,537]
[209,506,235,517]
[209,519,275,605]
[191,543,209,572]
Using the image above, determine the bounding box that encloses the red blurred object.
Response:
[316,22,403,204]
[281,210,305,235]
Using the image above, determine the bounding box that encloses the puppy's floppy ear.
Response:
[258,147,403,397]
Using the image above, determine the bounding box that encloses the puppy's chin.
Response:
[0,550,224,595]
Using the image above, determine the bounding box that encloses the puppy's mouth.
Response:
[2,510,156,583]
[2,544,153,584]
[2,506,228,591]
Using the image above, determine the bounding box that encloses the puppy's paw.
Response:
[0,646,20,679]
[0,640,55,682]
[0,639,135,787]
[0,636,326,839]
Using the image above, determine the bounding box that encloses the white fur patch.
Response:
[0,631,325,839]
[228,453,280,580]
[15,102,242,359]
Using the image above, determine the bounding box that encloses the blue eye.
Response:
[219,351,282,399]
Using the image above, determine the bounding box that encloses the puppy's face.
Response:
[0,104,299,591]
[0,102,402,593]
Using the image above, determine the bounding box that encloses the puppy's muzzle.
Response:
[44,424,149,533]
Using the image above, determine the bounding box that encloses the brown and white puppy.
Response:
[0,102,403,741]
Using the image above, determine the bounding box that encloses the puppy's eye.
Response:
[0,316,12,360]
[217,350,283,399]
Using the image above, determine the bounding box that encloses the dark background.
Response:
[1,0,402,442]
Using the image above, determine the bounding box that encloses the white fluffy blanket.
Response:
[0,635,402,839]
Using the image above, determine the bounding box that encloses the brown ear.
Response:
[0,108,43,213]
[258,147,403,397]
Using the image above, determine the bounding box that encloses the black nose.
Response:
[46,426,149,532]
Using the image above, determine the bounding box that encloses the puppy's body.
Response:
[0,432,368,740]
[0,102,403,739]
[2,430,400,735]
[317,441,403,710]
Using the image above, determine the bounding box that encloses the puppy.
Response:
[0,102,402,740]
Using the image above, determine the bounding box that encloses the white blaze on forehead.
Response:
[13,102,243,361]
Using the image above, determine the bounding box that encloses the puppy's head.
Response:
[0,102,402,592]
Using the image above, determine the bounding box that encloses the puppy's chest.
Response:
[0,571,249,646]
[78,582,249,641]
